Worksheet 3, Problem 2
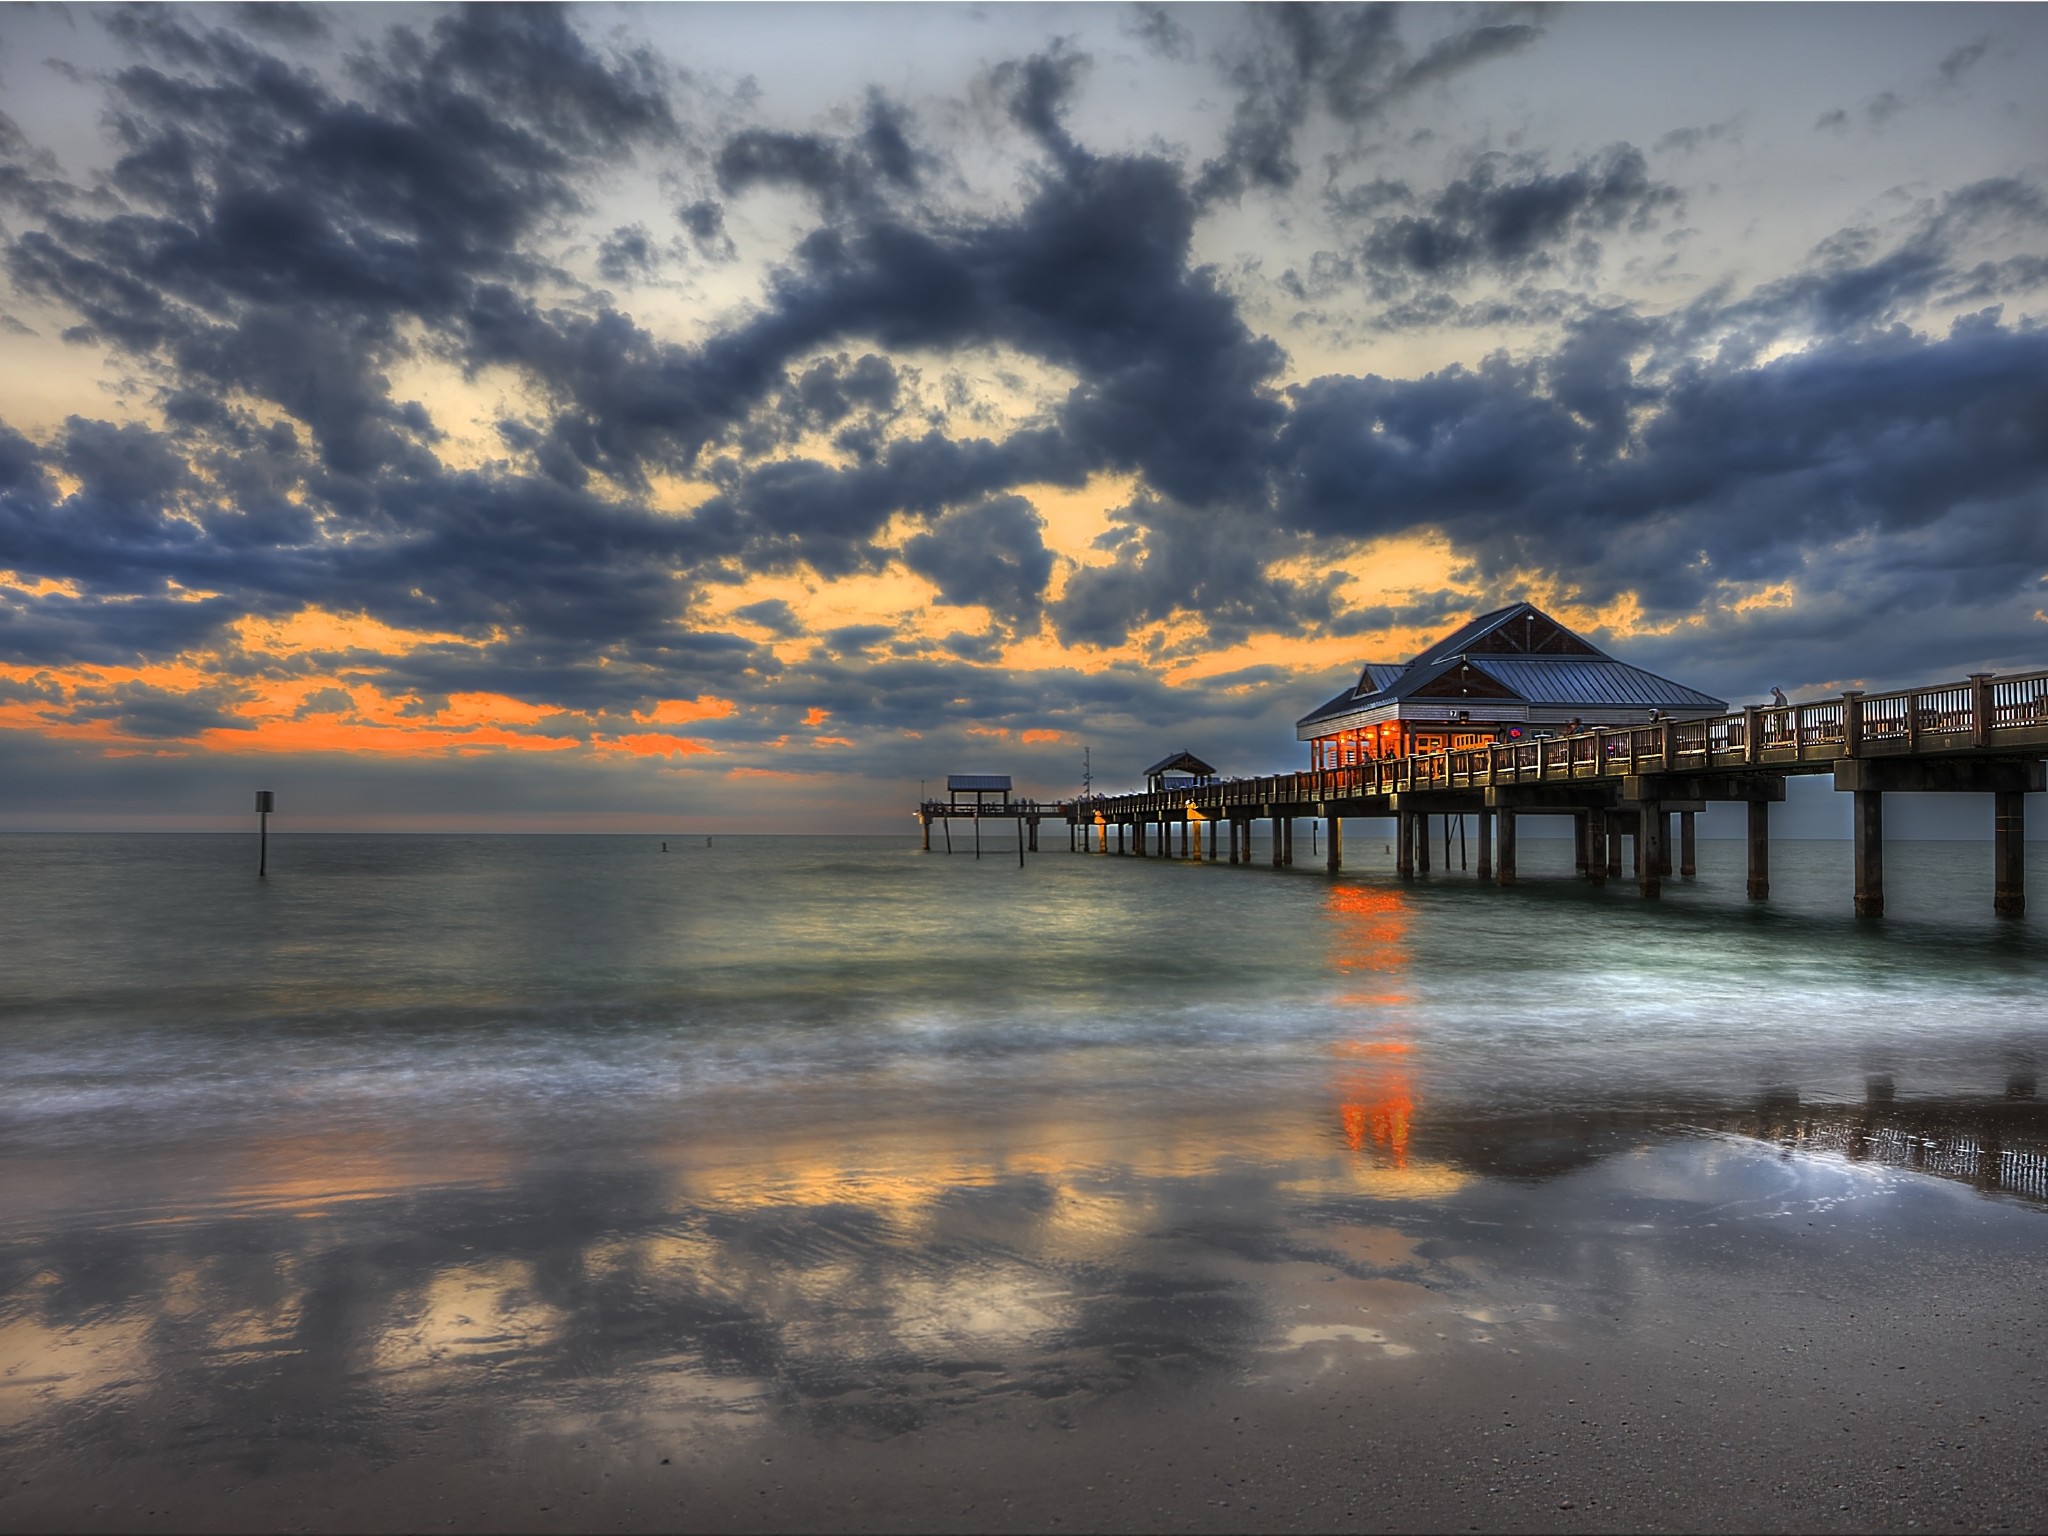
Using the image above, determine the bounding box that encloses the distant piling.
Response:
[255,790,274,877]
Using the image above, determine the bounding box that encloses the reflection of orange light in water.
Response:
[1325,885,1410,979]
[1338,1073,1414,1167]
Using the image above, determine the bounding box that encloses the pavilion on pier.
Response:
[1297,602,1726,769]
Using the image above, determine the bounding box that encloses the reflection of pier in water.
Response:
[1357,1086,2048,1207]
[1739,1082,2048,1203]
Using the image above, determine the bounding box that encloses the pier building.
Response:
[1297,603,1725,768]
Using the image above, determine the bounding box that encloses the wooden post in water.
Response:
[1017,816,1025,867]
[1497,807,1518,886]
[1995,790,2026,916]
[1853,790,1883,917]
[1207,818,1218,861]
[1639,801,1664,899]
[1327,815,1343,874]
[1229,817,1240,865]
[255,790,274,877]
[1281,818,1294,866]
[1573,811,1589,875]
[1396,813,1415,877]
[944,817,953,854]
[922,813,931,851]
[1476,807,1493,879]
[1416,813,1431,873]
[974,813,981,860]
[1747,799,1769,900]
[1607,814,1625,878]
[1680,811,1697,878]
[1586,808,1607,886]
[1271,815,1283,868]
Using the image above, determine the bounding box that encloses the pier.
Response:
[922,666,2048,915]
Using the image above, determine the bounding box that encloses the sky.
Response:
[0,2,2044,832]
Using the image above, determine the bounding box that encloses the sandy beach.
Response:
[7,1127,2043,1536]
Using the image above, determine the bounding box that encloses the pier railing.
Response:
[1075,666,2048,818]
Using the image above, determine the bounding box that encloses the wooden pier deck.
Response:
[923,667,2048,914]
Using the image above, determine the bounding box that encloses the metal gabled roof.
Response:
[1297,602,1723,732]
[1469,656,1725,712]
[1410,603,1530,664]
[1144,749,1216,778]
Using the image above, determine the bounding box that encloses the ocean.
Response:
[2,830,2045,1523]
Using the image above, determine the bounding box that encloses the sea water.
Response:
[2,832,2044,1453]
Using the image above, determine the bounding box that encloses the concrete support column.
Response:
[1747,800,1769,900]
[1497,808,1518,886]
[1639,800,1664,899]
[1327,816,1343,874]
[1416,814,1432,873]
[1179,819,1188,858]
[1271,816,1284,868]
[1993,792,2026,916]
[1679,811,1696,878]
[1229,818,1241,865]
[1476,807,1493,879]
[1396,813,1415,877]
[1282,818,1294,866]
[1586,809,1607,886]
[1207,818,1218,862]
[1607,814,1625,878]
[1574,812,1589,875]
[1854,790,1884,917]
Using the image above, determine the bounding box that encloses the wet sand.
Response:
[6,1131,2044,1535]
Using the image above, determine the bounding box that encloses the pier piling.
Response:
[1995,790,2025,916]
[1854,790,1883,917]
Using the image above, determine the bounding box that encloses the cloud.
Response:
[1192,4,1543,209]
[901,494,1055,634]
[0,5,2042,821]
[1352,144,1682,290]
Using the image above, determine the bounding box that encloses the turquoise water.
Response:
[1,831,2043,1465]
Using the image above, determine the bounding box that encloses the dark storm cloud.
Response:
[507,65,1286,510]
[7,3,675,477]
[1275,311,2048,626]
[65,677,256,737]
[1665,178,2048,361]
[1050,493,1341,653]
[901,494,1054,633]
[596,223,659,284]
[1353,145,1682,288]
[1193,3,1542,208]
[676,198,736,261]
[1124,4,1194,63]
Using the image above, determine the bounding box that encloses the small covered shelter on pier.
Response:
[1143,750,1217,794]
[1297,602,1727,769]
[947,773,1013,807]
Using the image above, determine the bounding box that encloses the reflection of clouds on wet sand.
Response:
[6,1071,2047,1489]
[0,1096,1493,1461]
